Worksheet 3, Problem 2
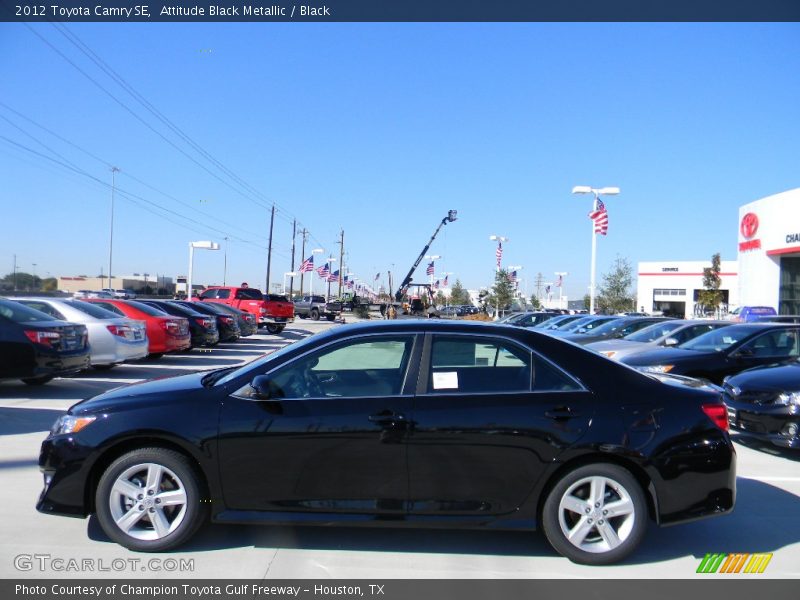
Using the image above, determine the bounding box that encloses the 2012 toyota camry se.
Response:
[37,320,736,565]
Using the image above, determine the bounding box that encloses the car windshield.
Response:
[557,316,594,331]
[66,300,121,319]
[575,317,618,332]
[678,325,754,352]
[624,321,684,342]
[0,299,56,323]
[268,294,289,302]
[583,318,634,336]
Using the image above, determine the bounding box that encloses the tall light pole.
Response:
[572,186,620,314]
[554,271,568,309]
[108,166,120,290]
[309,248,324,297]
[283,272,297,295]
[32,263,37,290]
[223,237,229,286]
[187,241,219,299]
[489,235,508,272]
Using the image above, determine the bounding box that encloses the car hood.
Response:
[621,346,709,366]
[71,371,211,414]
[727,360,800,390]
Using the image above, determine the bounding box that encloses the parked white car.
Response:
[14,298,148,369]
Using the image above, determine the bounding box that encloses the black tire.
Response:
[310,308,320,321]
[298,314,307,319]
[266,324,285,334]
[146,353,164,360]
[95,447,208,552]
[92,364,115,371]
[541,463,647,565]
[22,376,53,385]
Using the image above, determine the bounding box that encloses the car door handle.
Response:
[369,411,406,424]
[545,407,580,419]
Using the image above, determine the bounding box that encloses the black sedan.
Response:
[559,317,673,346]
[170,301,240,342]
[621,323,800,384]
[723,361,800,449]
[138,300,220,347]
[37,320,735,565]
[0,298,90,385]
[206,302,258,336]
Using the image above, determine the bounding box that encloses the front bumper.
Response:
[726,399,800,448]
[37,434,95,518]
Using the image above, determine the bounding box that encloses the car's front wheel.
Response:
[541,463,647,565]
[95,448,207,552]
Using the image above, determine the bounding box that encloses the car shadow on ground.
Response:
[0,407,65,436]
[733,436,800,462]
[86,478,800,564]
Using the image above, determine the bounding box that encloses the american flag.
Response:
[374,272,380,281]
[555,274,563,287]
[299,255,314,273]
[347,279,354,289]
[433,280,440,290]
[443,275,449,287]
[589,198,609,235]
[509,270,518,283]
[426,261,435,276]
[317,262,330,278]
[327,269,339,283]
[496,242,503,268]
[545,285,551,295]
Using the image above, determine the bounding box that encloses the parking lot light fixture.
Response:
[187,241,219,299]
[572,186,620,314]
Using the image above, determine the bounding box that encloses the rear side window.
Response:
[92,302,125,316]
[235,289,263,300]
[429,336,531,393]
[199,289,217,299]
[127,301,168,316]
[216,289,231,299]
[14,301,66,320]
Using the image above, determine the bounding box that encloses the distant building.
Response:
[637,261,739,318]
[58,274,174,294]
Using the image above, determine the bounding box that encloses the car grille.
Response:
[724,384,779,405]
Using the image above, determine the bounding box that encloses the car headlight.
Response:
[777,392,800,406]
[50,415,96,436]
[637,365,675,374]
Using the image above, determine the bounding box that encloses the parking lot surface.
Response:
[1,319,798,579]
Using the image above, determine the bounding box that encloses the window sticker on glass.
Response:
[723,336,735,344]
[432,371,459,390]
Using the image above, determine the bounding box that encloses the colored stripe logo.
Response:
[697,553,772,574]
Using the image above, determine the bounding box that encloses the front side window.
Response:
[240,335,415,399]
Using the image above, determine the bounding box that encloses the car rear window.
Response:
[0,299,57,323]
[235,289,263,300]
[268,295,289,302]
[67,300,122,319]
[127,301,168,316]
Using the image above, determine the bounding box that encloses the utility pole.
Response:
[108,166,120,290]
[298,228,308,297]
[265,204,275,293]
[12,254,17,291]
[223,237,229,286]
[337,229,345,298]
[289,219,297,299]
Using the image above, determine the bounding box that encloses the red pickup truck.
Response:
[195,286,294,334]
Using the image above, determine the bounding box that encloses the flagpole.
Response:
[590,193,598,314]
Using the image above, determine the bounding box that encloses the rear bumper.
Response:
[259,315,294,325]
[191,328,220,347]
[22,350,91,379]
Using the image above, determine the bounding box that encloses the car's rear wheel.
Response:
[22,376,53,385]
[147,353,164,360]
[310,309,320,321]
[95,448,207,552]
[541,463,647,565]
[266,324,285,334]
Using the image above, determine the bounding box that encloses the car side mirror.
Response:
[249,375,273,400]
[734,347,754,358]
[664,337,678,347]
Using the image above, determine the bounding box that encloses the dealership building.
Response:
[638,187,799,318]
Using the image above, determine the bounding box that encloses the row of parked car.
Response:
[500,311,800,449]
[0,295,265,386]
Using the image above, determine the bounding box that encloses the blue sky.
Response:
[1,23,798,300]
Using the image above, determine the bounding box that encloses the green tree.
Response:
[448,279,471,305]
[597,256,636,314]
[486,269,515,313]
[0,271,40,291]
[529,294,542,309]
[697,253,723,315]
[40,277,58,292]
[435,290,447,305]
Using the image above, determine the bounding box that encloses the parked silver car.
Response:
[587,319,733,361]
[14,298,148,369]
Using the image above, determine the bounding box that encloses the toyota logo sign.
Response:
[741,213,759,239]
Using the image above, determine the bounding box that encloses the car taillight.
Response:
[220,316,234,325]
[194,317,215,328]
[702,404,729,431]
[160,320,182,335]
[24,330,61,347]
[107,324,134,339]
